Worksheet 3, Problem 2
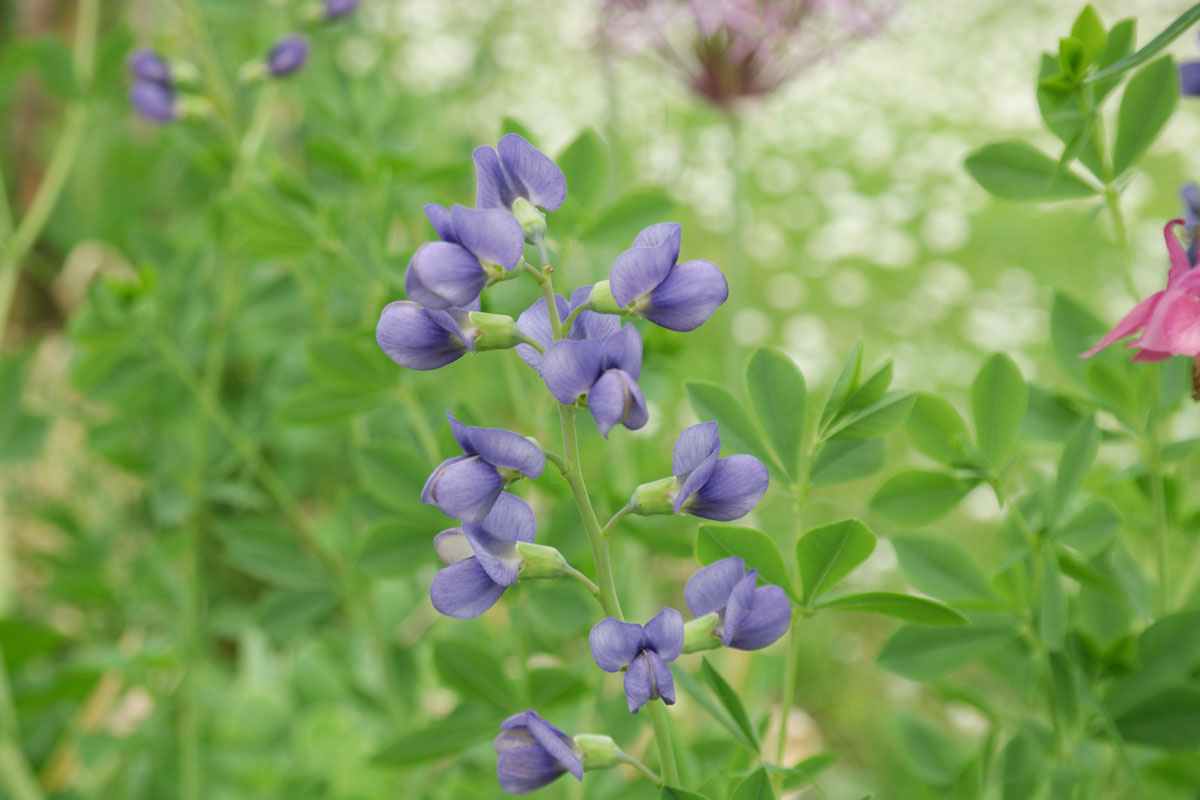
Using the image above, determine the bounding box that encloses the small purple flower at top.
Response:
[324,0,360,20]
[672,421,768,520]
[514,286,621,370]
[129,81,176,123]
[430,492,535,619]
[406,203,525,310]
[474,134,567,214]
[589,607,684,714]
[267,35,310,77]
[494,710,583,794]
[609,223,728,331]
[127,49,171,86]
[422,412,545,522]
[539,323,648,437]
[686,557,791,650]
[375,298,479,370]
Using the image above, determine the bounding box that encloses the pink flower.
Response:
[1082,220,1200,362]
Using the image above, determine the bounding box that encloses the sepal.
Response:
[511,197,547,243]
[628,476,677,516]
[584,280,622,315]
[573,734,622,771]
[468,311,525,351]
[516,542,570,580]
[682,612,722,653]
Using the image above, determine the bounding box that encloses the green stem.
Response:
[179,0,239,143]
[1104,188,1138,298]
[601,505,632,537]
[618,750,664,787]
[1146,370,1169,615]
[646,701,680,788]
[562,563,601,601]
[775,625,800,764]
[0,643,42,800]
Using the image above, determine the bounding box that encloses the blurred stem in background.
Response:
[725,111,746,386]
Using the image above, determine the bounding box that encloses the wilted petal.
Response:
[589,618,644,671]
[498,133,567,211]
[602,324,643,379]
[432,529,471,565]
[450,204,525,270]
[728,585,792,651]
[684,557,746,617]
[1081,292,1163,358]
[642,606,684,662]
[515,295,569,368]
[474,144,516,211]
[430,558,507,618]
[631,223,682,263]
[540,339,604,404]
[427,457,504,522]
[642,259,728,331]
[687,455,769,521]
[464,426,546,479]
[405,241,487,310]
[1132,348,1173,362]
[623,652,653,713]
[609,239,676,308]
[376,301,469,370]
[644,650,676,705]
[424,203,457,243]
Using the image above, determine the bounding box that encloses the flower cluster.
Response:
[375,133,790,794]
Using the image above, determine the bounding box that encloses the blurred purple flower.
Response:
[127,49,171,86]
[1183,184,1200,265]
[539,323,648,437]
[406,203,525,310]
[672,421,768,520]
[685,557,791,649]
[375,298,481,370]
[129,81,176,123]
[1182,62,1200,96]
[598,0,894,108]
[589,607,684,713]
[474,134,567,213]
[514,287,621,369]
[324,0,360,19]
[267,35,310,77]
[494,710,583,794]
[610,222,727,331]
[422,412,545,522]
[430,492,535,618]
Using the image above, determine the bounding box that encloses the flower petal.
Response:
[609,237,677,308]
[424,203,457,243]
[421,455,467,504]
[523,711,583,781]
[450,204,525,270]
[376,301,469,370]
[673,421,721,476]
[1183,62,1200,97]
[720,571,758,646]
[430,557,507,619]
[687,455,769,521]
[1165,219,1191,284]
[1135,275,1200,357]
[568,285,623,341]
[602,324,643,379]
[587,369,636,438]
[427,456,504,522]
[463,425,546,479]
[645,650,676,705]
[540,339,604,404]
[623,652,653,714]
[515,295,569,369]
[498,133,567,211]
[446,411,473,453]
[404,241,486,310]
[643,259,729,331]
[473,144,516,211]
[474,491,537,543]
[1081,291,1163,358]
[631,222,682,263]
[462,523,521,586]
[589,618,644,672]
[643,606,684,662]
[432,528,471,565]
[728,585,792,651]
[684,557,746,617]
[495,727,571,794]
[129,81,175,122]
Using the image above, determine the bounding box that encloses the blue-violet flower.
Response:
[671,421,768,520]
[610,222,728,331]
[324,0,360,20]
[589,607,684,713]
[430,492,535,618]
[685,557,791,650]
[267,35,310,77]
[494,710,583,795]
[129,81,176,123]
[375,298,479,370]
[406,203,525,310]
[474,134,567,214]
[514,287,621,370]
[539,322,648,437]
[127,49,171,86]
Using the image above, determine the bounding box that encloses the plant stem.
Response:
[562,563,601,600]
[646,700,681,788]
[1104,188,1139,298]
[619,751,664,787]
[1145,369,1169,615]
[0,642,42,800]
[601,505,632,537]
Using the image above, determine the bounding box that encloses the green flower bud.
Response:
[176,95,215,121]
[516,542,570,581]
[511,197,547,242]
[628,476,677,516]
[682,612,722,653]
[168,60,202,86]
[573,734,622,771]
[468,311,525,352]
[584,280,622,314]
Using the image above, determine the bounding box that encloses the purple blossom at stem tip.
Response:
[267,35,310,77]
[127,49,171,85]
[405,204,525,309]
[494,710,583,794]
[129,81,176,122]
[685,557,791,650]
[324,0,360,20]
[609,222,728,331]
[375,298,480,370]
[589,607,683,713]
[474,133,567,213]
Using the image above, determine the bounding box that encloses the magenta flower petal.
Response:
[589,618,644,671]
[430,557,508,618]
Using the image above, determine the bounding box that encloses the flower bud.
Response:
[627,476,677,516]
[573,734,622,770]
[168,60,201,86]
[682,612,722,653]
[516,542,570,580]
[511,197,547,243]
[584,280,621,314]
[468,311,525,352]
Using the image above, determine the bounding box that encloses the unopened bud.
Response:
[585,280,621,314]
[628,476,677,516]
[682,612,722,653]
[468,311,524,352]
[511,197,547,242]
[573,734,622,770]
[516,542,570,580]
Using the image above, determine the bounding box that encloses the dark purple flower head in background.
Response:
[539,323,648,437]
[474,134,567,213]
[430,492,535,618]
[610,222,727,331]
[375,298,480,370]
[494,710,583,794]
[127,49,171,86]
[422,412,545,522]
[598,0,894,108]
[129,81,176,123]
[267,34,311,77]
[406,203,525,310]
[589,607,684,713]
[514,286,621,370]
[324,0,360,20]
[672,421,768,520]
[686,557,791,649]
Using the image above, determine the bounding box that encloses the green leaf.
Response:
[746,348,806,481]
[964,140,1097,200]
[840,360,893,416]
[307,335,394,391]
[700,657,759,750]
[528,667,588,709]
[697,525,796,602]
[906,393,970,465]
[1038,546,1067,649]
[1051,292,1109,383]
[891,535,996,602]
[432,640,519,711]
[1086,3,1200,84]
[971,353,1027,466]
[216,519,327,590]
[809,438,886,487]
[686,381,782,475]
[372,706,493,765]
[815,592,966,626]
[1094,19,1136,101]
[782,753,839,789]
[878,625,1020,681]
[820,342,863,429]
[358,520,435,577]
[826,391,915,440]
[1056,549,1123,598]
[1070,6,1107,66]
[276,385,388,425]
[894,712,963,785]
[732,766,775,800]
[662,789,710,800]
[583,188,675,245]
[1106,611,1200,715]
[673,668,757,752]
[1052,497,1121,556]
[1002,724,1050,800]
[870,470,974,526]
[1115,686,1200,750]
[556,128,610,209]
[796,519,876,605]
[1112,56,1179,176]
[1052,416,1099,521]
[258,588,339,639]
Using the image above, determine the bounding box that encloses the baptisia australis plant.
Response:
[374,133,785,794]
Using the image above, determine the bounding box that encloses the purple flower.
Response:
[474,134,567,213]
[430,492,535,618]
[685,557,791,650]
[1182,62,1200,96]
[128,81,176,123]
[127,49,171,86]
[375,299,479,370]
[324,0,360,19]
[1183,184,1200,265]
[406,204,525,310]
[539,323,648,437]
[267,35,310,77]
[514,287,621,369]
[609,223,727,331]
[589,607,684,714]
[494,710,583,794]
[422,412,545,522]
[672,421,768,520]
